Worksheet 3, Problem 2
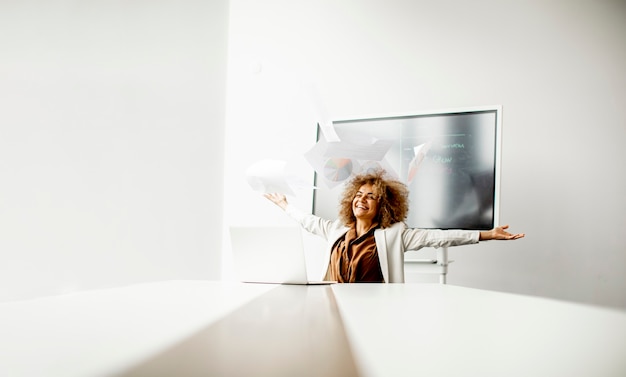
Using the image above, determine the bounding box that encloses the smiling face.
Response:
[352,183,380,223]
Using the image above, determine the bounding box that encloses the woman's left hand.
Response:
[480,225,525,241]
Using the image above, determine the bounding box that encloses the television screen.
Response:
[311,107,501,230]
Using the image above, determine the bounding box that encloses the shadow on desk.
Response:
[117,285,359,377]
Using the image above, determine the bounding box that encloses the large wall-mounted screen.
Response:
[311,107,502,230]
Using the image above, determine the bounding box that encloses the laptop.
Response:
[229,226,334,285]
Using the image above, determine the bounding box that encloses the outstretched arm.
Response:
[263,193,342,241]
[479,225,525,241]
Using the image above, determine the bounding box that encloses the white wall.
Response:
[0,0,229,302]
[224,0,626,309]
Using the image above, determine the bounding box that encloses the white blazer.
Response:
[285,205,480,283]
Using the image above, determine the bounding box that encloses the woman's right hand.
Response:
[264,193,288,210]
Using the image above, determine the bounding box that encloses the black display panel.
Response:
[311,107,501,230]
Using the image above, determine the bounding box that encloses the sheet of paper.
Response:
[323,139,393,161]
[304,138,399,188]
[245,159,295,196]
[359,159,399,180]
[246,159,316,195]
[304,83,340,142]
[304,141,350,189]
[407,141,432,183]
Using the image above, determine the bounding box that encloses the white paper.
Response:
[246,159,317,195]
[323,138,393,161]
[304,137,399,189]
[304,83,340,142]
[304,141,351,189]
[407,141,432,183]
[359,159,399,180]
[245,159,295,195]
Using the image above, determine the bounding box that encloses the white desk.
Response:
[0,281,275,377]
[332,284,626,377]
[1,281,625,377]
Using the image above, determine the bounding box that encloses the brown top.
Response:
[328,225,384,283]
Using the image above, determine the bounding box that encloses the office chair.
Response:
[404,246,452,284]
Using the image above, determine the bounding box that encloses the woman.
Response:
[265,170,524,283]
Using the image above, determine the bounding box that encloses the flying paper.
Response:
[304,136,398,188]
[407,141,432,183]
[246,159,315,195]
[304,83,340,142]
[245,159,295,195]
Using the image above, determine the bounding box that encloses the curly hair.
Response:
[337,169,410,229]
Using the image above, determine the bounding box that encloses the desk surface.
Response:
[2,281,625,377]
[332,284,626,377]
